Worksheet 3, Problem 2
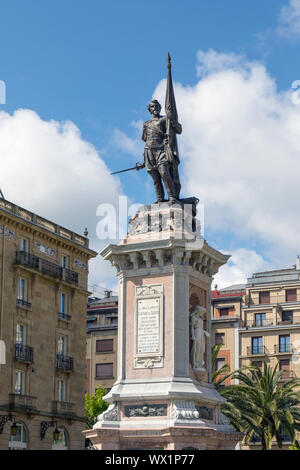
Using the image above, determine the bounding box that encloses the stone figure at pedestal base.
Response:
[191,306,210,370]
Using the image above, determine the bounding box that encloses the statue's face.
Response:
[148,101,161,116]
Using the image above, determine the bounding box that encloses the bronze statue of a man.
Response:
[138,99,182,204]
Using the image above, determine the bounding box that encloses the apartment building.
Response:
[211,284,245,384]
[86,291,118,396]
[0,197,96,450]
[240,263,300,379]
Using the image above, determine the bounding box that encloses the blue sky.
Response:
[2,0,300,289]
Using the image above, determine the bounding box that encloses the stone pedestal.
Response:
[84,202,242,450]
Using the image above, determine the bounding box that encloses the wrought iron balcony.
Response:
[15,251,79,286]
[56,354,73,372]
[279,370,296,380]
[17,298,32,309]
[14,344,34,363]
[274,344,294,354]
[247,345,267,355]
[58,312,72,321]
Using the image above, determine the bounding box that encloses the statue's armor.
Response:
[143,116,166,150]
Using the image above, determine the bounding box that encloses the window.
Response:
[16,324,26,345]
[58,336,67,355]
[215,333,225,345]
[19,238,28,252]
[215,358,225,372]
[15,370,25,395]
[281,310,293,323]
[57,379,67,402]
[286,289,297,302]
[279,359,290,379]
[255,313,266,327]
[9,423,27,450]
[219,308,229,317]
[259,291,270,304]
[96,363,113,378]
[61,255,69,269]
[59,293,67,314]
[96,339,114,353]
[279,335,290,353]
[17,277,27,301]
[252,337,263,354]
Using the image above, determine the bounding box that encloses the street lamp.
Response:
[0,414,16,435]
[40,420,60,441]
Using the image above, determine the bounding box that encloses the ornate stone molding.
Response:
[170,400,200,420]
[96,403,120,423]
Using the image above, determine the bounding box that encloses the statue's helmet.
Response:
[147,99,162,113]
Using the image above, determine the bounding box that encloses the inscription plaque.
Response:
[134,284,164,368]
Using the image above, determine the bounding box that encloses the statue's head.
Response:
[147,99,161,116]
[192,305,206,318]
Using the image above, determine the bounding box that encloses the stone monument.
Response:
[83,55,242,450]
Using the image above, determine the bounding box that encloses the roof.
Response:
[211,283,246,299]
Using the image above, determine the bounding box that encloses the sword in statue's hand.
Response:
[110,162,145,175]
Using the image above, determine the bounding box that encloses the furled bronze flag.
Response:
[165,53,180,165]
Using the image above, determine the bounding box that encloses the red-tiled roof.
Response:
[211,290,245,299]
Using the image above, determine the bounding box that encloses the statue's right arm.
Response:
[142,123,147,142]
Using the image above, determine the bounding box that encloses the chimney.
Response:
[296,256,300,270]
[104,290,112,298]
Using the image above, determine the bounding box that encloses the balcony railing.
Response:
[17,298,32,309]
[14,343,34,363]
[52,400,75,417]
[247,345,267,355]
[58,312,72,321]
[56,354,73,372]
[274,344,294,354]
[9,393,37,412]
[279,370,296,380]
[244,316,300,328]
[15,251,78,286]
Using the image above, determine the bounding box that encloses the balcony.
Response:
[56,354,73,372]
[15,251,78,286]
[17,298,32,309]
[58,312,72,321]
[247,345,267,356]
[9,393,37,412]
[274,344,294,354]
[52,400,75,417]
[279,370,296,380]
[14,344,34,363]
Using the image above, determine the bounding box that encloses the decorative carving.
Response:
[191,305,210,369]
[97,403,120,422]
[0,227,15,240]
[74,259,86,270]
[170,400,200,420]
[36,242,56,257]
[134,355,163,368]
[124,404,167,418]
[136,284,163,297]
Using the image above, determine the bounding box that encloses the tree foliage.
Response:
[85,386,109,429]
[219,362,300,450]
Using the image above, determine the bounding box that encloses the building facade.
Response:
[211,284,245,385]
[0,197,96,450]
[211,260,300,449]
[86,291,118,396]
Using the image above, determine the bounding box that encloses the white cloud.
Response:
[212,248,271,289]
[278,0,300,38]
[0,109,122,290]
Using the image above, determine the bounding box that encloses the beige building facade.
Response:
[0,197,96,450]
[86,292,118,395]
[211,261,300,449]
